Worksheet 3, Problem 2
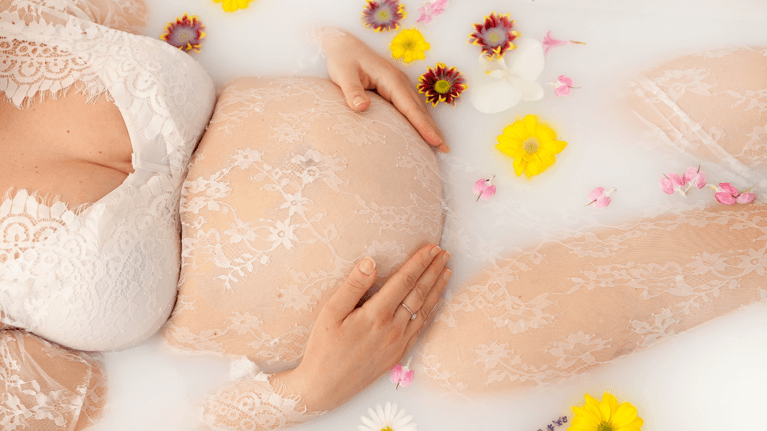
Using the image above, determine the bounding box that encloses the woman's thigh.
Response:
[164,76,444,369]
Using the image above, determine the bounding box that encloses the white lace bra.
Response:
[0,0,216,351]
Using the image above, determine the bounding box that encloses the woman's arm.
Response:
[201,245,452,429]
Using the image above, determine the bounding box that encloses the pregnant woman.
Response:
[2,1,765,431]
[0,1,448,429]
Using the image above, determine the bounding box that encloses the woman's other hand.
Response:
[275,244,451,412]
[320,30,449,153]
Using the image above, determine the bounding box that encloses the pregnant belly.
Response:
[166,76,444,369]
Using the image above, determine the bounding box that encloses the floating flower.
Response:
[213,0,252,12]
[586,187,615,208]
[359,402,417,431]
[470,37,545,114]
[542,30,586,55]
[549,75,579,97]
[390,28,430,63]
[569,392,643,431]
[390,360,414,389]
[473,175,496,201]
[496,115,567,178]
[709,183,756,205]
[469,12,520,59]
[417,63,467,106]
[362,0,406,32]
[160,13,206,53]
[538,416,568,431]
[660,166,707,197]
[416,0,448,23]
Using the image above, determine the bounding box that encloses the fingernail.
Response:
[443,269,452,281]
[439,144,450,153]
[359,257,376,275]
[442,252,451,263]
[353,96,366,108]
[429,246,441,258]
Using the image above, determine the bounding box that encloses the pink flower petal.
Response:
[481,184,496,200]
[558,75,574,87]
[542,30,569,55]
[588,187,604,201]
[682,166,698,183]
[554,84,572,97]
[400,370,415,387]
[737,192,756,204]
[660,177,674,194]
[390,364,402,383]
[694,172,707,189]
[715,192,737,205]
[719,183,738,195]
[416,8,433,23]
[594,196,611,209]
[473,179,486,195]
[668,173,684,187]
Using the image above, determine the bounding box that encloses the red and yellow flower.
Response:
[417,63,467,106]
[469,12,520,59]
[160,13,206,53]
[362,0,406,32]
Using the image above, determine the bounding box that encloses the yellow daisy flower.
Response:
[569,392,644,431]
[390,28,430,63]
[496,114,567,178]
[214,0,251,12]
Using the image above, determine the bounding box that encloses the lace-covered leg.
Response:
[0,328,107,430]
[164,76,442,428]
[416,48,767,394]
[0,0,147,32]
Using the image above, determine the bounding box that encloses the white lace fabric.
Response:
[0,0,216,351]
[164,76,443,429]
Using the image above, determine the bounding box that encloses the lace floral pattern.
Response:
[202,370,325,431]
[0,0,215,351]
[164,76,443,429]
[0,329,106,431]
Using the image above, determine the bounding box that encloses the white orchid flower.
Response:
[470,37,546,114]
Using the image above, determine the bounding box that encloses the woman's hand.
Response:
[274,244,451,412]
[320,29,449,153]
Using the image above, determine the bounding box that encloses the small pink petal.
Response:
[594,196,611,209]
[542,30,570,55]
[558,75,574,87]
[473,179,486,195]
[660,177,674,194]
[682,166,698,183]
[588,187,604,201]
[400,370,415,387]
[715,192,737,205]
[554,84,572,97]
[737,192,756,204]
[719,183,738,195]
[481,184,496,200]
[694,172,707,189]
[390,364,402,383]
[416,10,432,23]
[668,173,685,187]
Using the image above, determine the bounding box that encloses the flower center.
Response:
[434,79,451,94]
[376,8,391,21]
[404,40,414,49]
[380,427,394,431]
[175,28,195,43]
[485,28,506,46]
[523,138,539,154]
[598,423,614,431]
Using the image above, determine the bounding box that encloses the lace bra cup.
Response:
[0,0,216,351]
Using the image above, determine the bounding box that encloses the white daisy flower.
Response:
[358,402,417,431]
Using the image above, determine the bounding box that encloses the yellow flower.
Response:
[569,392,644,431]
[496,114,566,178]
[214,0,251,12]
[390,28,430,63]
